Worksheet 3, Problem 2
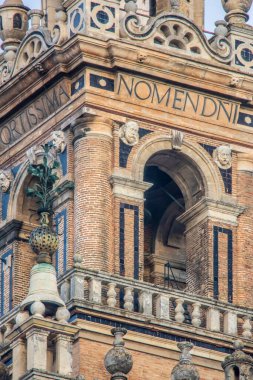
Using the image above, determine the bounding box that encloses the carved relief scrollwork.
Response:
[120,13,232,64]
[0,62,11,85]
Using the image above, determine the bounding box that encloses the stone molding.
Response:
[177,197,245,230]
[237,152,253,172]
[0,219,22,249]
[110,174,152,200]
[71,114,113,144]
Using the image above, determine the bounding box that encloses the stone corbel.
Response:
[177,197,245,231]
[110,173,152,201]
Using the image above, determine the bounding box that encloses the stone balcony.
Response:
[58,267,253,350]
[1,267,253,359]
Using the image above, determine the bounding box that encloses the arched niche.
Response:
[131,134,223,290]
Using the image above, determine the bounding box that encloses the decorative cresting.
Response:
[0,5,67,85]
[104,328,133,380]
[20,143,73,320]
[222,340,253,379]
[221,0,253,24]
[120,12,232,64]
[171,342,200,380]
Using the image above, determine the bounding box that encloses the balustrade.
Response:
[56,268,253,341]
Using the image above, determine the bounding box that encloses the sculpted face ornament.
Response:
[213,145,232,169]
[51,130,66,153]
[0,170,13,193]
[119,121,139,146]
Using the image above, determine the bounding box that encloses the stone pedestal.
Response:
[55,335,72,376]
[11,339,27,380]
[26,329,49,371]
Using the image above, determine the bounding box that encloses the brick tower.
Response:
[1,0,253,379]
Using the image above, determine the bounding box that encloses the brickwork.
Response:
[75,334,224,380]
[72,116,113,272]
[236,170,253,308]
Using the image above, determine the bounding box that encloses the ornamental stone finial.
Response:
[221,0,253,24]
[171,342,200,380]
[222,340,253,379]
[104,328,133,380]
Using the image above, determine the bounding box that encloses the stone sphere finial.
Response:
[104,328,133,380]
[221,0,253,24]
[171,342,200,380]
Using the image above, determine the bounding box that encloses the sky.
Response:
[0,0,253,33]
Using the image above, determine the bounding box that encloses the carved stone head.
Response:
[213,145,232,169]
[51,130,66,153]
[119,121,139,146]
[0,170,13,192]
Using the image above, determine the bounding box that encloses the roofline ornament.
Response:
[120,12,232,64]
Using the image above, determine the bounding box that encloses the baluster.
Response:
[124,287,134,311]
[89,278,102,304]
[206,307,221,332]
[224,311,237,336]
[191,302,201,328]
[107,282,117,307]
[156,294,170,320]
[242,316,252,339]
[139,291,153,316]
[175,298,185,323]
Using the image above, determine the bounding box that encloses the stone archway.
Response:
[129,134,227,296]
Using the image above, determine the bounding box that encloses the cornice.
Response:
[1,34,253,120]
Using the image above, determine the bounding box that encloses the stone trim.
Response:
[110,174,152,201]
[177,198,245,231]
[0,220,22,249]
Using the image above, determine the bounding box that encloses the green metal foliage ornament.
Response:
[26,142,74,263]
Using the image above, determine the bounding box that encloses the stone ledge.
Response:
[21,369,73,380]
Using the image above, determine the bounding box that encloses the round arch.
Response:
[131,134,222,205]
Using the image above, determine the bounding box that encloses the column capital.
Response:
[26,328,50,340]
[178,197,245,230]
[71,113,113,144]
[110,173,152,201]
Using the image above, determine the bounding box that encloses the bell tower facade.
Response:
[1,0,253,379]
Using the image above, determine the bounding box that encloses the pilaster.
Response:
[72,114,113,272]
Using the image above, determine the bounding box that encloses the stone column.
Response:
[236,153,253,308]
[26,329,49,371]
[11,339,27,380]
[55,335,72,376]
[72,115,113,272]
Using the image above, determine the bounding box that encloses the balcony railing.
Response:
[58,267,253,340]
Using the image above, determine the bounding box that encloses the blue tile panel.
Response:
[238,112,253,128]
[59,147,68,176]
[90,74,114,92]
[213,226,233,303]
[200,143,232,194]
[71,75,85,95]
[119,128,152,168]
[119,203,139,280]
[69,312,233,355]
[0,249,13,317]
[55,209,68,275]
